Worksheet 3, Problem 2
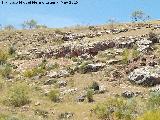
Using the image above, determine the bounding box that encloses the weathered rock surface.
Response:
[136,38,152,52]
[128,66,160,86]
[78,63,105,73]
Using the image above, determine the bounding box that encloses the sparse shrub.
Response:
[71,57,82,63]
[87,89,94,102]
[147,91,160,109]
[4,25,15,30]
[0,64,12,78]
[93,97,137,120]
[23,66,45,78]
[0,114,8,120]
[78,61,91,74]
[8,46,16,55]
[0,78,4,89]
[90,81,99,91]
[36,24,47,29]
[132,49,140,59]
[23,69,35,78]
[48,89,60,102]
[137,109,160,120]
[88,26,97,31]
[6,83,30,107]
[54,29,64,35]
[34,109,48,118]
[46,62,59,71]
[71,57,78,62]
[22,19,37,29]
[69,78,75,87]
[0,50,8,65]
[131,10,146,22]
[38,59,47,69]
[58,112,74,119]
[148,32,159,43]
[0,114,20,120]
[66,66,75,75]
[108,18,117,31]
[122,49,130,64]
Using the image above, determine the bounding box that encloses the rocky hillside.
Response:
[0,21,160,120]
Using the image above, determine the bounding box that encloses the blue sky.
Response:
[0,0,159,28]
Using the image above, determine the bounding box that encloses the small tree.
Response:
[108,18,117,31]
[22,19,37,29]
[21,22,27,29]
[131,10,145,22]
[27,19,37,29]
[0,24,2,30]
[4,25,15,30]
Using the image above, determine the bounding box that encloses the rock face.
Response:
[13,32,160,60]
[128,66,160,86]
[136,38,152,52]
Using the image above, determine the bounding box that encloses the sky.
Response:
[0,0,159,28]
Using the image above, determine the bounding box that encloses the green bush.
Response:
[122,49,130,64]
[93,97,137,120]
[48,89,60,102]
[0,64,12,78]
[147,91,160,109]
[23,66,45,78]
[0,78,4,89]
[137,109,160,120]
[0,114,20,120]
[34,109,48,118]
[87,89,94,102]
[0,50,8,65]
[8,46,16,55]
[148,32,159,44]
[46,62,59,71]
[54,29,64,35]
[132,49,140,59]
[90,81,99,91]
[78,61,91,74]
[6,83,30,107]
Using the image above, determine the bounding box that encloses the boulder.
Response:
[47,70,70,78]
[61,88,78,95]
[78,63,105,73]
[122,90,134,98]
[149,85,160,92]
[58,80,67,88]
[107,59,122,65]
[99,85,107,93]
[47,71,59,78]
[58,70,70,77]
[76,95,85,102]
[128,66,160,86]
